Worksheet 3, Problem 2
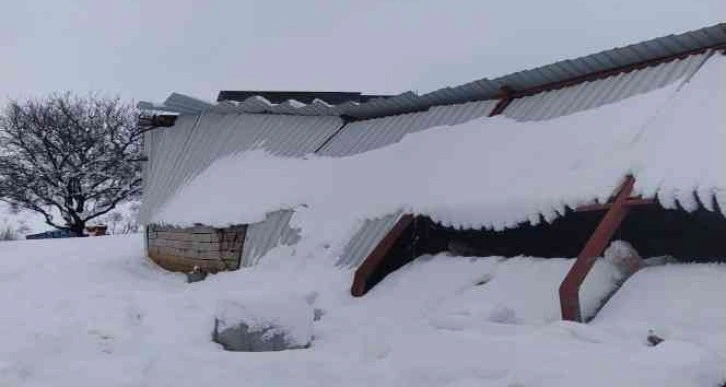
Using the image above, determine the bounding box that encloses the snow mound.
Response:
[603,240,642,277]
[214,296,313,351]
[410,255,622,328]
[594,264,726,360]
[1,235,725,386]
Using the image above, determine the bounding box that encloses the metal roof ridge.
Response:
[137,22,726,119]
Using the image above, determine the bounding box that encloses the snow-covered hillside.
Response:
[0,235,723,386]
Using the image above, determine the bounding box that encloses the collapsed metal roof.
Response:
[139,22,726,120]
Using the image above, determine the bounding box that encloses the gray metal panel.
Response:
[139,114,343,223]
[317,112,422,156]
[139,23,726,269]
[413,100,498,130]
[318,100,496,156]
[139,114,201,222]
[139,23,725,120]
[238,100,495,266]
[321,100,495,268]
[335,212,403,268]
[502,52,711,121]
[240,210,301,267]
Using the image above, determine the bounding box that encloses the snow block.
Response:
[213,297,313,352]
[603,240,643,278]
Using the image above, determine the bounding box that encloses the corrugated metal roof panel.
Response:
[317,112,421,156]
[501,52,711,121]
[240,210,301,267]
[140,23,726,272]
[139,114,343,223]
[318,99,497,157]
[238,99,496,267]
[320,100,496,266]
[335,212,403,268]
[140,23,725,120]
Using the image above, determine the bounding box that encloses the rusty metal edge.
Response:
[559,176,636,322]
[351,214,415,297]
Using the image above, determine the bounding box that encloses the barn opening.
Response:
[357,201,726,295]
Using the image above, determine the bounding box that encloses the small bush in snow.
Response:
[0,224,17,241]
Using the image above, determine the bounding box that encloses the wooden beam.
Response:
[575,197,656,212]
[351,214,414,297]
[559,176,635,322]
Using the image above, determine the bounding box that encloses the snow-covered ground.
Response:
[0,234,723,386]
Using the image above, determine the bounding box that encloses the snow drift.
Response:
[0,235,724,386]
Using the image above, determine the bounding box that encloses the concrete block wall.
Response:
[147,224,247,273]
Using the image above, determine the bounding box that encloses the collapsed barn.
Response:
[138,23,726,322]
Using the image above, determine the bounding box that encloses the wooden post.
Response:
[559,176,635,322]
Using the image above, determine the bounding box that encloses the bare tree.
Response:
[0,94,142,236]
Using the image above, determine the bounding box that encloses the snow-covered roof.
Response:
[140,23,726,270]
[147,52,726,270]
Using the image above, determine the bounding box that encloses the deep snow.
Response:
[0,235,724,386]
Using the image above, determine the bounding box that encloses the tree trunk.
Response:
[69,222,86,237]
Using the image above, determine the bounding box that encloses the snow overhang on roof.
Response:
[138,22,726,120]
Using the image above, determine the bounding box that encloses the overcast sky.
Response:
[1,1,724,104]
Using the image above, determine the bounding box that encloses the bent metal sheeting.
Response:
[138,23,726,120]
[150,52,726,271]
[139,114,344,224]
[140,23,726,271]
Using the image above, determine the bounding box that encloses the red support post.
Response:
[351,214,414,297]
[488,86,514,117]
[559,176,636,322]
[575,197,655,212]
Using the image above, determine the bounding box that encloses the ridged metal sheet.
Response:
[139,114,343,223]
[236,100,494,267]
[322,100,495,266]
[413,99,499,129]
[317,112,421,156]
[139,23,726,120]
[502,52,711,121]
[241,210,301,267]
[318,99,496,156]
[140,22,726,270]
[335,212,403,268]
[139,114,201,222]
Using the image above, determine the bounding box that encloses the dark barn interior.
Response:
[362,202,726,294]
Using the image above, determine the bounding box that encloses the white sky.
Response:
[1,0,724,104]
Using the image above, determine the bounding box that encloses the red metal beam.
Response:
[351,214,414,297]
[510,45,724,99]
[488,86,514,117]
[559,176,636,322]
[575,197,656,212]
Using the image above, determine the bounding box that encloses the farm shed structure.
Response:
[139,23,726,319]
